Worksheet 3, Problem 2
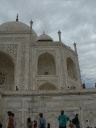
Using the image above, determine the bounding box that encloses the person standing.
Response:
[7,111,14,128]
[47,123,50,128]
[27,117,32,128]
[38,113,46,128]
[0,121,2,128]
[68,120,74,128]
[58,110,69,128]
[33,120,37,128]
[11,113,16,128]
[72,114,80,128]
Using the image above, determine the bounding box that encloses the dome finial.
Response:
[16,14,19,22]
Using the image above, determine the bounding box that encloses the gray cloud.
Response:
[0,0,96,87]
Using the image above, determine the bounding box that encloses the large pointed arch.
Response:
[37,53,56,75]
[0,51,14,90]
[66,57,77,80]
[38,82,57,90]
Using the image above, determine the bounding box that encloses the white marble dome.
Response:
[0,21,37,36]
[37,33,53,41]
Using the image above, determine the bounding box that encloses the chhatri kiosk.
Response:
[0,17,96,128]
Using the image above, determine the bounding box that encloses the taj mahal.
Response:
[0,16,96,128]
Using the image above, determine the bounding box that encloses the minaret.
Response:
[73,42,78,55]
[73,42,82,87]
[30,20,33,32]
[16,14,19,22]
[58,30,61,42]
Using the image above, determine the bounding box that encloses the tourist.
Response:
[68,120,74,128]
[95,83,96,88]
[11,113,16,128]
[0,121,2,128]
[58,110,69,128]
[72,114,80,128]
[27,117,32,128]
[82,83,86,89]
[7,111,14,128]
[47,123,50,128]
[33,120,37,128]
[38,113,46,128]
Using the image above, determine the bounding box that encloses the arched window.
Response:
[67,57,77,80]
[37,53,56,75]
[38,82,57,90]
[0,51,14,90]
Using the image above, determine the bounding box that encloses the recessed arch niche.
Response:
[66,57,77,80]
[37,53,56,75]
[0,51,14,90]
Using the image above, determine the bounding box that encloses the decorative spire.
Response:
[58,30,61,42]
[30,20,33,31]
[16,14,19,22]
[73,42,78,55]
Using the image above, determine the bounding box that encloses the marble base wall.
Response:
[1,92,96,128]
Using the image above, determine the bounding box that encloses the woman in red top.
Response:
[7,112,14,128]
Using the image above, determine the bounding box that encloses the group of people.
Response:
[27,110,80,128]
[58,110,80,128]
[27,113,47,128]
[0,110,80,128]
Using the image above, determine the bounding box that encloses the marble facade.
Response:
[0,19,96,128]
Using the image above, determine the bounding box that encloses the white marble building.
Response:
[0,17,96,128]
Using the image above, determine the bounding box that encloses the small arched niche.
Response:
[66,57,77,80]
[37,53,56,75]
[38,82,57,91]
[0,51,14,90]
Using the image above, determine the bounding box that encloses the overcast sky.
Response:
[0,0,96,87]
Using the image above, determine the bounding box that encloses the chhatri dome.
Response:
[37,33,53,41]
